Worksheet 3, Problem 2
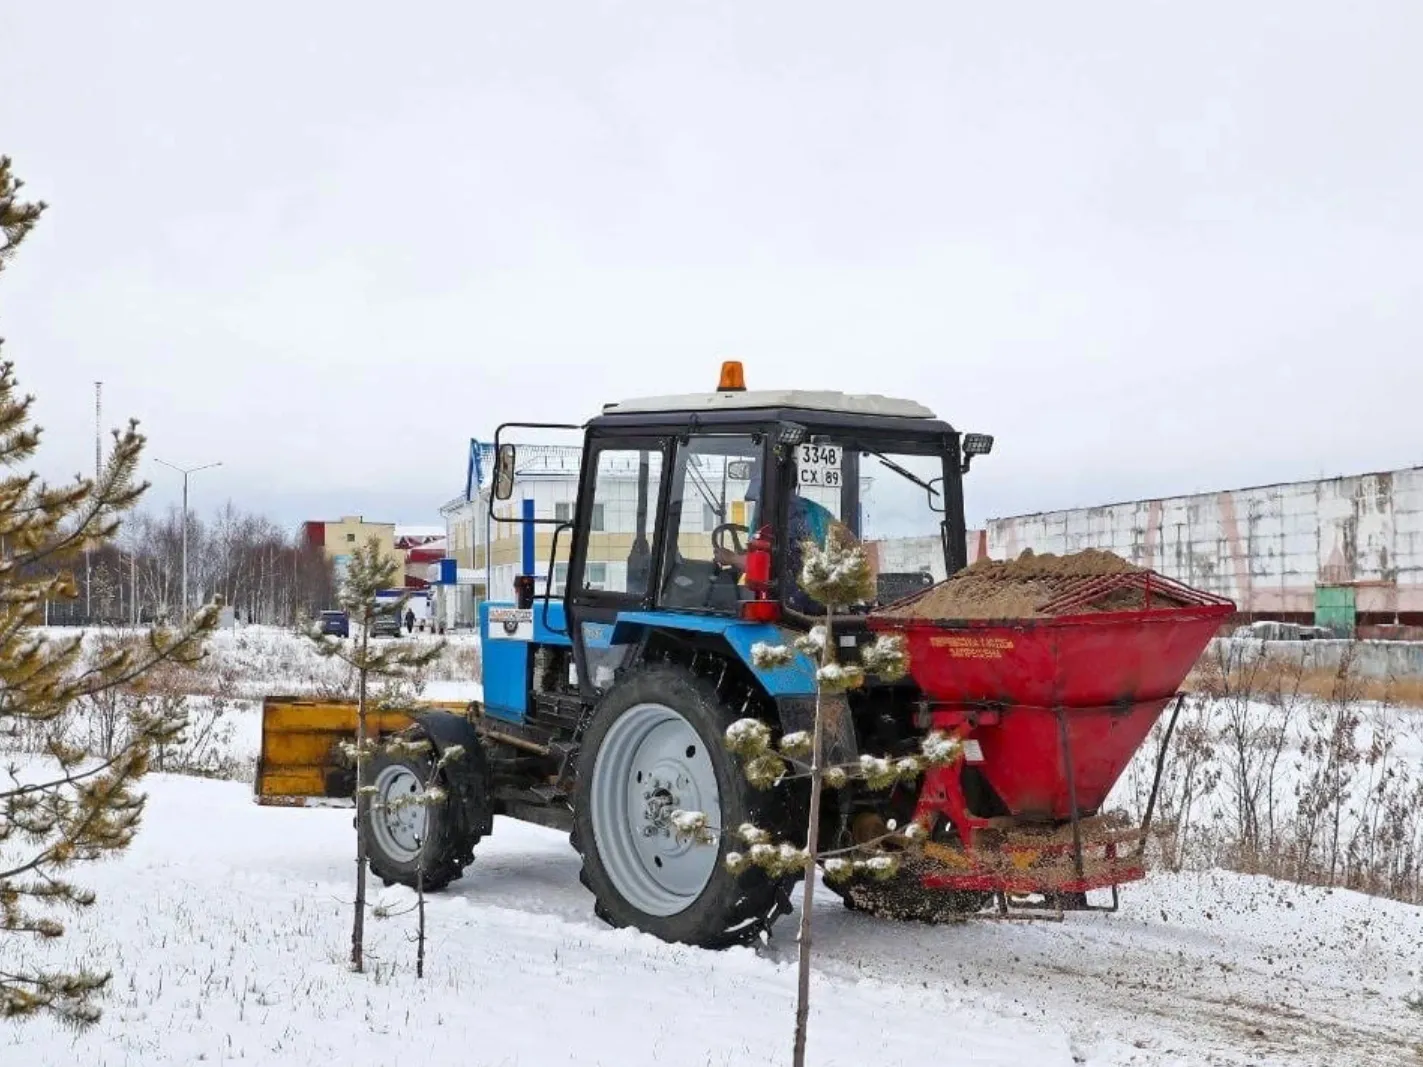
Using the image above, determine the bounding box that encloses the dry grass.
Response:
[1185,661,1423,708]
[1120,641,1423,906]
[4,632,249,780]
[427,642,482,684]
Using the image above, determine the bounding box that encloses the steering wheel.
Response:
[711,523,750,568]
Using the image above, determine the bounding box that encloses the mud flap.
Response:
[410,709,494,838]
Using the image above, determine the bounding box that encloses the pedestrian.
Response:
[404,607,415,634]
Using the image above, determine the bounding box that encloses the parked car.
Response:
[369,611,402,638]
[318,610,350,638]
[1233,620,1337,641]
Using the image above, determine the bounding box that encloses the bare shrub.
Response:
[1118,644,1423,905]
[309,659,360,701]
[433,642,482,683]
[1338,699,1423,903]
[1195,642,1305,871]
[1121,694,1221,870]
[149,665,242,780]
[1291,647,1365,885]
[73,681,132,760]
[4,633,244,781]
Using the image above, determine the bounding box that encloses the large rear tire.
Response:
[363,728,480,891]
[572,664,793,948]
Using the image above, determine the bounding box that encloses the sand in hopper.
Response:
[874,548,1183,620]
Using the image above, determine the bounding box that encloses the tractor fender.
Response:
[409,709,494,838]
[604,612,858,763]
[607,612,820,696]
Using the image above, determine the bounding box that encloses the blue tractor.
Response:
[352,363,992,946]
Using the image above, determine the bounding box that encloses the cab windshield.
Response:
[655,430,954,614]
[785,437,951,607]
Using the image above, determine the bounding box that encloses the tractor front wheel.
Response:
[362,729,478,891]
[572,664,792,948]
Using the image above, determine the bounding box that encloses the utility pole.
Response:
[154,458,221,619]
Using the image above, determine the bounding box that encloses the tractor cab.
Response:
[490,362,992,706]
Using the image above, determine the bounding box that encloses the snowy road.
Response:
[7,774,1421,1066]
[443,809,1423,1066]
[7,775,1067,1067]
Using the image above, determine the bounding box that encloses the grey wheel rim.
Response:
[369,763,427,863]
[589,702,721,918]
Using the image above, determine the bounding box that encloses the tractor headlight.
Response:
[777,421,807,446]
[962,433,994,456]
[960,432,994,474]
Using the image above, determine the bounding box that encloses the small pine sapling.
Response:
[304,536,443,974]
[372,735,465,978]
[678,524,961,1067]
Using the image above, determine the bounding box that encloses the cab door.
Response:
[657,433,768,614]
[563,436,670,699]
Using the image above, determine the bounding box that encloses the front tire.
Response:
[363,729,477,891]
[572,664,793,948]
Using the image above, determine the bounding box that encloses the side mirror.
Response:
[927,476,945,514]
[493,444,517,501]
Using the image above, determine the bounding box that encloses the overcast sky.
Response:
[3,1,1420,533]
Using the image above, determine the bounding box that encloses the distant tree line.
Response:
[40,502,335,626]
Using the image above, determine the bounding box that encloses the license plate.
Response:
[797,443,842,488]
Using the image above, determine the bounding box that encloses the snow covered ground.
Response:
[34,625,484,783]
[40,624,482,702]
[7,773,1076,1067]
[11,625,1423,1064]
[6,771,1421,1067]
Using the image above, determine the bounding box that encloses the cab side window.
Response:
[577,446,663,599]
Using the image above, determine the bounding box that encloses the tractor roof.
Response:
[601,389,935,420]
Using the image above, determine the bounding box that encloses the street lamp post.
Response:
[154,459,221,619]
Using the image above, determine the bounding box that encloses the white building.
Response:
[438,445,649,626]
[982,466,1423,629]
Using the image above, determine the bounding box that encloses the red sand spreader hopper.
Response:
[866,563,1234,915]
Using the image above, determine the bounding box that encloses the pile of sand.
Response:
[961,547,1140,580]
[874,548,1180,621]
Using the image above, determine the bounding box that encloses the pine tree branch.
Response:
[1,747,142,807]
[0,751,153,884]
[6,610,217,721]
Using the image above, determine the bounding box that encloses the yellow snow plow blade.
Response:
[254,697,471,806]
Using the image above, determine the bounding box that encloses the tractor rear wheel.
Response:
[362,728,480,892]
[572,664,793,948]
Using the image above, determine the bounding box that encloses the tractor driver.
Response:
[711,455,842,615]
